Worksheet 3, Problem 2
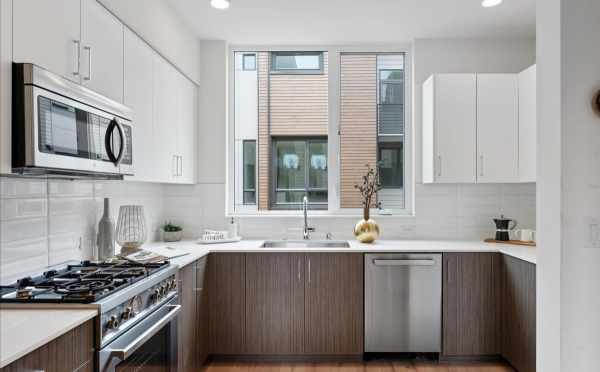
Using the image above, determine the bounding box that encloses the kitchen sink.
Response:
[260,240,350,249]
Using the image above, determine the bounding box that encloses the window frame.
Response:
[242,140,257,205]
[227,46,413,217]
[270,51,325,75]
[270,137,328,210]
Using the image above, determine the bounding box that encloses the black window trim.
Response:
[270,137,328,210]
[270,51,325,75]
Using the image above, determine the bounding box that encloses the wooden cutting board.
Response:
[484,238,536,247]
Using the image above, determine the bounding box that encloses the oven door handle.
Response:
[108,304,181,360]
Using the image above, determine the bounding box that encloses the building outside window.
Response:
[232,50,408,213]
[243,140,256,204]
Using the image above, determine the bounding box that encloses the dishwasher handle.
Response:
[372,258,436,267]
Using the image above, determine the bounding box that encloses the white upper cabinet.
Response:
[13,0,82,83]
[124,28,155,183]
[476,74,519,183]
[81,0,124,103]
[518,65,537,182]
[153,56,179,183]
[177,75,197,184]
[422,74,477,183]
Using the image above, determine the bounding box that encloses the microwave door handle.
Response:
[105,118,125,166]
[109,304,181,360]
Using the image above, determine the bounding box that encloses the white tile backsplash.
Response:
[0,177,165,284]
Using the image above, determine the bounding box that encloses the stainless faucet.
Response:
[302,196,315,240]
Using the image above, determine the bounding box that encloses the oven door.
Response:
[97,296,180,372]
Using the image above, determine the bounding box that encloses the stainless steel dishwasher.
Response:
[365,253,442,352]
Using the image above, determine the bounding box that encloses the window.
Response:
[242,54,256,71]
[378,141,403,188]
[243,140,256,204]
[272,138,327,209]
[271,52,324,74]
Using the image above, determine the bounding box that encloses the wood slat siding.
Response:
[340,54,377,208]
[269,54,329,136]
[257,52,270,210]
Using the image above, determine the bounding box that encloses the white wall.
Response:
[0,178,165,285]
[537,0,600,370]
[99,0,201,84]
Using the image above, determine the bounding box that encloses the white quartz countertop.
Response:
[0,308,97,368]
[142,239,537,268]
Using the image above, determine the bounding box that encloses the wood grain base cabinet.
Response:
[304,254,364,356]
[0,320,93,372]
[178,256,209,372]
[442,253,503,356]
[502,255,536,372]
[208,253,246,355]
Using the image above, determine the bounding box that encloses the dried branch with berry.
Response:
[354,163,383,220]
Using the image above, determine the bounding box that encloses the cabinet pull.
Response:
[83,46,92,81]
[73,40,80,76]
[297,259,301,282]
[178,156,183,176]
[437,155,442,177]
[479,155,484,177]
[172,155,178,177]
[307,259,311,284]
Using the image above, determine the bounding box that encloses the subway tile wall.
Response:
[0,178,165,285]
[164,182,536,241]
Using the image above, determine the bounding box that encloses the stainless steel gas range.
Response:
[0,260,180,372]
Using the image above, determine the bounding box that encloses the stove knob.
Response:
[107,315,120,330]
[122,306,133,320]
[151,288,161,303]
[161,284,168,295]
[170,279,177,290]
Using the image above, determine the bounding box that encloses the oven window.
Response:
[38,96,92,158]
[115,325,169,372]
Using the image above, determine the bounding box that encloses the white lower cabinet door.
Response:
[153,56,179,183]
[476,74,519,183]
[81,0,124,103]
[13,0,82,83]
[124,28,155,182]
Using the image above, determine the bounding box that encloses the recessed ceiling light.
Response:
[210,0,230,10]
[482,0,502,7]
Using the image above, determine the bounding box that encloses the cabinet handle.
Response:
[297,259,301,282]
[83,46,92,81]
[178,156,183,176]
[307,259,311,284]
[172,155,178,177]
[437,155,442,177]
[479,155,484,177]
[73,40,80,76]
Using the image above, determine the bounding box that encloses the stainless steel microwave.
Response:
[12,63,134,178]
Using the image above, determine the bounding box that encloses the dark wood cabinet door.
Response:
[442,253,502,356]
[245,253,305,354]
[208,253,246,354]
[304,253,364,355]
[196,257,209,366]
[502,255,536,372]
[179,261,197,372]
[1,320,93,372]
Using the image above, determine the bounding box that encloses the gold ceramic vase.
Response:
[354,208,380,243]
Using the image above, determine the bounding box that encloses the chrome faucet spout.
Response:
[302,196,315,240]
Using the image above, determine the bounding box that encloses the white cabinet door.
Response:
[518,65,536,182]
[153,56,179,183]
[81,0,123,102]
[124,28,155,182]
[177,75,197,184]
[13,0,81,83]
[476,74,519,183]
[422,74,477,183]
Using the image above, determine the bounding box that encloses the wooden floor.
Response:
[205,360,515,372]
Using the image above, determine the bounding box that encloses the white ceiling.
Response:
[167,0,535,45]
